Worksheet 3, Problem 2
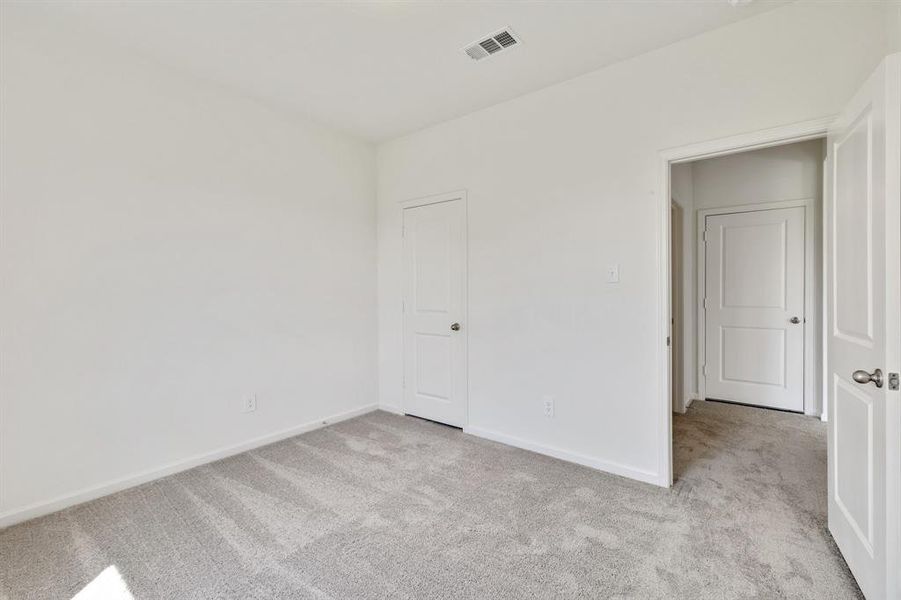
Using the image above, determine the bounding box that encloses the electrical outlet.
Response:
[242,394,257,413]
[543,396,554,417]
[606,264,620,283]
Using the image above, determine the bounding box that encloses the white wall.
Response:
[0,6,377,523]
[684,139,826,414]
[691,140,825,210]
[888,1,901,55]
[376,2,890,484]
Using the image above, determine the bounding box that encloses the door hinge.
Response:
[702,364,708,376]
[703,230,709,243]
[666,336,671,347]
[703,298,709,310]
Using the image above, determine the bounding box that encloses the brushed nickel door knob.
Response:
[852,368,883,388]
[450,322,460,331]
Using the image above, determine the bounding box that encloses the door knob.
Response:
[450,322,460,331]
[852,368,883,388]
[789,316,801,324]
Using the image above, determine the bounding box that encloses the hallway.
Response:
[674,401,860,597]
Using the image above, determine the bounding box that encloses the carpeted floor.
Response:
[0,401,860,599]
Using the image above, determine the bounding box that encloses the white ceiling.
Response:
[45,0,790,142]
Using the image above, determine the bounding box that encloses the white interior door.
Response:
[826,55,900,600]
[704,207,806,411]
[402,198,467,427]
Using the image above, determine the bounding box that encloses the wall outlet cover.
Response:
[606,264,620,283]
[543,396,554,417]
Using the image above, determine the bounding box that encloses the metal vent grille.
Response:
[463,28,520,61]
[479,38,502,54]
[494,31,517,48]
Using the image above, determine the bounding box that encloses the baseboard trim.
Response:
[464,425,660,486]
[0,403,378,529]
[378,403,404,416]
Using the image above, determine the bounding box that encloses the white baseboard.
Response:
[378,403,404,415]
[464,425,660,486]
[0,403,378,529]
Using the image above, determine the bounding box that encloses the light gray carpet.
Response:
[1,401,860,599]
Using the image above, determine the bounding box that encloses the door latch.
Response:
[889,372,900,391]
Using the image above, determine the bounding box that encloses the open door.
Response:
[826,54,900,600]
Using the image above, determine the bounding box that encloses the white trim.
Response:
[378,403,404,416]
[0,404,378,529]
[695,198,819,416]
[677,393,700,414]
[464,425,660,486]
[400,190,469,428]
[666,116,835,165]
[684,394,699,411]
[657,116,834,488]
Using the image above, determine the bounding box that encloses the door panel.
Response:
[415,333,451,399]
[833,375,875,556]
[722,221,787,308]
[403,199,466,427]
[721,327,785,386]
[826,57,896,600]
[833,111,874,346]
[704,207,805,411]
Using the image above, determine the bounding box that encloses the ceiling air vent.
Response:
[463,28,520,61]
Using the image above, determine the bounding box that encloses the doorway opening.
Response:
[660,59,899,600]
[669,137,826,480]
[656,117,834,488]
[671,138,826,419]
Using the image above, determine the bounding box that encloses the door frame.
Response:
[656,116,834,487]
[671,201,684,413]
[695,199,817,416]
[399,189,469,427]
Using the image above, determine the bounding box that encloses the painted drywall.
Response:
[888,1,901,55]
[684,139,826,416]
[670,164,695,413]
[691,140,825,210]
[0,7,377,522]
[376,2,889,483]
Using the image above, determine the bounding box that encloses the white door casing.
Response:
[671,202,684,413]
[826,55,901,600]
[402,195,467,427]
[703,207,806,412]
